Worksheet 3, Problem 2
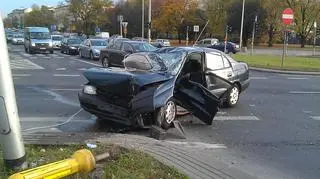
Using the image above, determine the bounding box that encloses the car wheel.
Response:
[79,50,83,58]
[225,85,240,107]
[61,49,64,53]
[66,49,70,55]
[101,57,109,67]
[155,99,177,130]
[50,50,54,54]
[90,51,94,60]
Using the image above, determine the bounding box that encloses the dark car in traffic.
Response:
[78,47,249,130]
[78,39,107,60]
[209,42,240,54]
[99,40,157,67]
[60,37,82,55]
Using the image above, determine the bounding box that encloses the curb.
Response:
[249,67,320,75]
[23,133,256,179]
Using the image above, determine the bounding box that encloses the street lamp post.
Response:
[313,22,317,56]
[142,0,144,39]
[239,0,245,51]
[148,0,152,43]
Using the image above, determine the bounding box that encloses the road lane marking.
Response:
[214,116,260,121]
[166,141,227,149]
[289,91,320,94]
[53,74,81,77]
[51,88,81,91]
[56,68,66,71]
[12,74,31,77]
[10,59,44,69]
[287,77,308,80]
[311,116,320,120]
[217,111,227,115]
[74,59,100,66]
[56,56,64,59]
[250,77,268,80]
[78,68,87,71]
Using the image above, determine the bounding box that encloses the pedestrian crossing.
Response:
[9,55,45,70]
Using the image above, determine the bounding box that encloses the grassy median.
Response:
[233,54,320,72]
[0,144,187,179]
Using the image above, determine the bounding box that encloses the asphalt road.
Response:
[9,44,320,179]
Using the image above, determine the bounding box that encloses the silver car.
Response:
[51,35,63,49]
[79,39,107,60]
[11,33,24,45]
[194,38,219,47]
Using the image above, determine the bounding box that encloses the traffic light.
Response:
[254,23,259,32]
[316,27,320,36]
[227,25,232,33]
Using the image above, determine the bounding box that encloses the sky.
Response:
[0,0,65,17]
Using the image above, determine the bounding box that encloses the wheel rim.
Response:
[164,101,176,124]
[230,87,239,105]
[102,58,108,67]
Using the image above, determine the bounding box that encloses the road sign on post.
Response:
[193,25,199,32]
[282,8,294,25]
[122,22,128,38]
[281,8,294,68]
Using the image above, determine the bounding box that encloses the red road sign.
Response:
[282,8,294,25]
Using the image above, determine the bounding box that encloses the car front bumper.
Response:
[78,92,135,126]
[30,46,53,53]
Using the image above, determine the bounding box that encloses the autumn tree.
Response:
[153,0,199,42]
[202,0,233,37]
[66,0,112,35]
[286,0,320,47]
[24,6,56,27]
[260,0,286,47]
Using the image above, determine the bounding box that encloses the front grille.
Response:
[35,43,49,48]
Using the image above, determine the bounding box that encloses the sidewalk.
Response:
[23,132,256,179]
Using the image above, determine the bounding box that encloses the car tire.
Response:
[61,49,64,53]
[101,57,109,67]
[224,85,240,107]
[155,99,177,130]
[50,50,54,54]
[66,49,70,55]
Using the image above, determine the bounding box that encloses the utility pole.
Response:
[224,25,228,53]
[0,15,26,170]
[119,15,123,37]
[142,0,144,39]
[239,0,245,51]
[148,0,152,43]
[251,15,257,56]
[313,22,317,56]
[186,26,189,46]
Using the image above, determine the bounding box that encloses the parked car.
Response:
[11,33,24,45]
[99,40,157,67]
[209,42,240,54]
[6,32,14,42]
[51,35,63,49]
[60,37,82,55]
[132,37,148,42]
[194,38,219,47]
[78,47,249,130]
[24,27,53,54]
[152,39,171,48]
[79,39,107,60]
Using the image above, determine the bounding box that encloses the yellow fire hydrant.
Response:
[9,149,100,179]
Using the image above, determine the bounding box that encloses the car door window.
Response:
[206,52,224,70]
[122,43,133,52]
[204,40,211,44]
[222,55,231,68]
[114,41,122,50]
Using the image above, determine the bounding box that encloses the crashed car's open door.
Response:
[174,76,221,125]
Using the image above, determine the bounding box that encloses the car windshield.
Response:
[52,36,63,41]
[131,42,157,52]
[152,51,185,75]
[13,34,23,38]
[91,40,107,46]
[68,38,82,44]
[30,32,51,39]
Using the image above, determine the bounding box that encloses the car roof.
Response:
[171,47,222,54]
[123,40,147,44]
[25,27,49,32]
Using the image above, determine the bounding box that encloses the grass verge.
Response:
[233,54,320,72]
[0,144,187,179]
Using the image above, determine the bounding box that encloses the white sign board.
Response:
[122,22,128,28]
[193,25,199,32]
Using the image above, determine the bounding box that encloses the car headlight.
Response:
[93,49,100,53]
[49,41,53,47]
[83,85,97,95]
[31,43,36,46]
[70,46,76,49]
